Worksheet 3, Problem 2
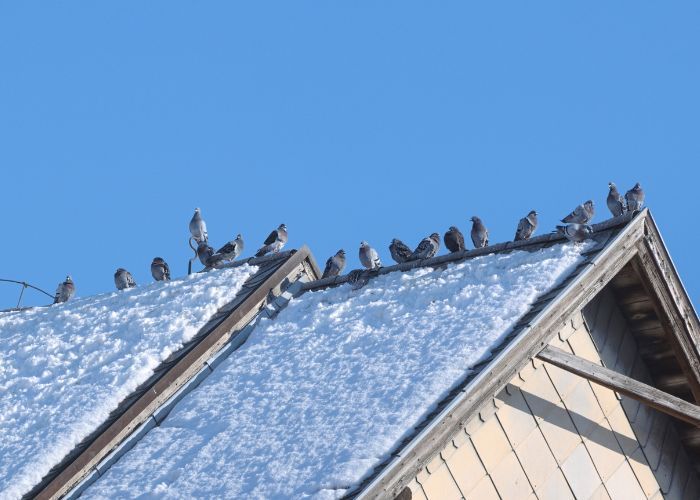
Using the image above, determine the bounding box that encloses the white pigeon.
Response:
[189,208,208,244]
[359,241,382,270]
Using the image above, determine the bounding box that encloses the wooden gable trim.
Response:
[629,215,700,402]
[537,345,700,428]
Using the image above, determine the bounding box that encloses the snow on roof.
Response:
[81,242,590,499]
[0,265,257,499]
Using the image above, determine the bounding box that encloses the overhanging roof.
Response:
[351,209,700,499]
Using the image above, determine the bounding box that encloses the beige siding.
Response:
[403,301,698,500]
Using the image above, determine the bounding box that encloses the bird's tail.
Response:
[255,245,270,257]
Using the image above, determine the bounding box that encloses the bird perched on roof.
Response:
[625,183,645,212]
[556,224,593,243]
[255,224,288,257]
[196,241,216,267]
[514,211,538,241]
[189,208,208,244]
[470,217,489,249]
[561,200,595,224]
[389,239,413,264]
[151,257,171,282]
[411,233,440,260]
[216,234,244,262]
[444,226,465,253]
[53,275,75,304]
[322,250,346,279]
[359,241,382,270]
[607,183,625,217]
[114,268,136,290]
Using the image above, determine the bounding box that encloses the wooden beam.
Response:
[537,345,700,428]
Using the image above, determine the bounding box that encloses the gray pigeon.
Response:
[359,241,382,270]
[216,234,244,262]
[514,211,538,241]
[189,208,208,244]
[389,239,413,264]
[255,224,288,257]
[556,224,593,243]
[444,226,465,253]
[606,182,625,217]
[561,200,595,224]
[322,249,346,279]
[53,275,75,304]
[625,183,645,212]
[411,233,440,260]
[151,257,171,282]
[114,268,136,290]
[470,217,489,249]
[196,241,217,267]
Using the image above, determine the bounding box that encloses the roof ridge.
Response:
[304,212,638,293]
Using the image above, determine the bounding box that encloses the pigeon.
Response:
[151,257,171,281]
[444,226,465,253]
[216,234,244,262]
[561,200,595,224]
[556,224,593,243]
[255,224,288,257]
[625,183,645,212]
[53,275,75,304]
[470,217,489,249]
[389,239,413,264]
[114,268,136,290]
[514,211,538,241]
[359,241,382,270]
[189,208,208,244]
[410,233,440,260]
[606,182,625,217]
[196,241,217,267]
[322,249,346,279]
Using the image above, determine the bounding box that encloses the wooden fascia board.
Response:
[36,246,320,500]
[631,214,700,402]
[355,214,648,500]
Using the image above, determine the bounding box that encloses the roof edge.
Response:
[354,211,651,499]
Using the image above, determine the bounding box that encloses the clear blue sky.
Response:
[0,2,698,309]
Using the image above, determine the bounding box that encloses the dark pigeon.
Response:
[189,208,208,244]
[625,183,645,212]
[216,234,244,262]
[561,200,595,224]
[53,275,75,304]
[359,241,382,270]
[255,224,288,257]
[410,233,440,260]
[389,239,413,264]
[322,249,346,279]
[514,211,538,241]
[151,257,171,282]
[444,226,465,253]
[556,224,593,243]
[114,268,136,290]
[196,241,216,267]
[606,182,625,217]
[470,217,489,249]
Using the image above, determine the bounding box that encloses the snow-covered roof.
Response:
[0,265,257,499]
[80,241,594,499]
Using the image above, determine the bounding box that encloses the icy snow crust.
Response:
[0,265,257,500]
[84,244,588,499]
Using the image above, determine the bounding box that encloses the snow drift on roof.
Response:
[0,265,257,499]
[83,243,589,499]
